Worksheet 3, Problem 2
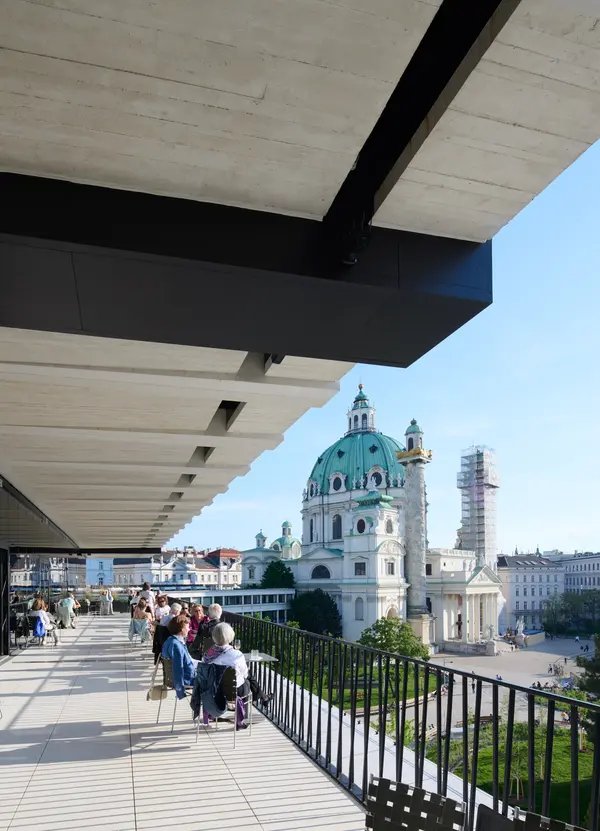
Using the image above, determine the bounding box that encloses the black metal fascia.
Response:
[322,0,523,264]
[0,475,78,549]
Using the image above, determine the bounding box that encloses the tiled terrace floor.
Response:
[0,616,365,831]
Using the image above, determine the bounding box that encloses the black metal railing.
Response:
[222,611,600,831]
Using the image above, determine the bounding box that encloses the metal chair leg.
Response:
[171,694,177,733]
[156,691,163,724]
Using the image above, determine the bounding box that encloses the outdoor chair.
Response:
[197,666,252,748]
[365,777,466,831]
[128,618,150,648]
[156,657,193,733]
[152,624,171,664]
[475,805,587,831]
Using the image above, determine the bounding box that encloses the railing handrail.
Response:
[223,611,600,712]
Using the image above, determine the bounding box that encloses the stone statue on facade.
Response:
[516,617,525,636]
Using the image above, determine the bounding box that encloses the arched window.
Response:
[354,415,358,428]
[311,565,331,579]
[407,438,414,450]
[309,518,314,543]
[332,514,342,539]
[372,471,382,487]
[332,476,342,491]
[355,597,364,620]
[362,413,367,429]
[348,418,351,432]
[248,566,255,580]
[357,518,366,534]
[385,519,393,534]
[309,483,314,497]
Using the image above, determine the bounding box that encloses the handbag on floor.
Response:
[147,685,168,701]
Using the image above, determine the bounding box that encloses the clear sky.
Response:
[170,142,600,557]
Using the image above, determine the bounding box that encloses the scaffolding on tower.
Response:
[456,445,499,570]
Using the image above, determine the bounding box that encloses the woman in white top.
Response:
[29,598,59,645]
[140,582,155,610]
[202,623,272,708]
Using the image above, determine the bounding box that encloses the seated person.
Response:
[187,604,206,645]
[162,614,198,699]
[29,598,59,646]
[159,602,182,628]
[189,603,221,657]
[202,623,272,710]
[154,595,171,624]
[57,593,80,628]
[133,598,154,626]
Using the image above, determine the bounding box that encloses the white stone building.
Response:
[242,386,502,646]
[10,555,87,590]
[113,548,242,589]
[497,554,565,632]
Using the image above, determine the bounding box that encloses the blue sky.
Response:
[170,142,600,556]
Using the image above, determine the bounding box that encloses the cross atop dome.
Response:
[347,385,376,434]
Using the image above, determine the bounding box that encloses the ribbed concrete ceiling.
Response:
[375,0,600,240]
[0,328,351,548]
[0,0,597,243]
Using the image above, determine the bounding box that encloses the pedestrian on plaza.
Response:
[564,656,568,665]
[548,664,553,675]
[575,635,580,643]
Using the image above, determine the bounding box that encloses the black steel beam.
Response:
[9,546,161,556]
[322,0,522,263]
[0,174,492,369]
[0,475,78,549]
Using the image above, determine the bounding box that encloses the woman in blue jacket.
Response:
[162,614,198,699]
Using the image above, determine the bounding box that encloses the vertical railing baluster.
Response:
[394,659,401,782]
[419,665,430,786]
[588,713,600,831]
[571,705,580,826]
[379,655,389,778]
[348,646,358,788]
[442,671,454,797]
[337,643,348,781]
[398,659,408,784]
[469,680,482,831]
[492,682,499,812]
[362,652,374,800]
[325,640,334,771]
[436,668,443,796]
[527,693,536,814]
[291,629,298,740]
[462,675,469,829]
[542,699,555,818]
[307,636,315,752]
[414,661,421,788]
[502,689,516,817]
[299,634,307,745]
[315,639,324,760]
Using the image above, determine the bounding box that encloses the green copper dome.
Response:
[406,419,421,434]
[308,431,406,495]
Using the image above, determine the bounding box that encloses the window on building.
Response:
[407,438,414,451]
[538,575,542,582]
[310,518,314,543]
[547,575,550,582]
[354,415,358,428]
[531,587,535,596]
[98,576,104,586]
[523,587,527,596]
[354,562,366,576]
[515,575,519,582]
[546,588,550,595]
[531,601,535,610]
[554,586,558,594]
[386,561,395,576]
[515,588,519,596]
[311,565,331,579]
[355,597,364,620]
[523,602,528,610]
[426,564,432,576]
[332,476,342,492]
[98,562,104,571]
[357,519,366,534]
[372,471,383,487]
[554,575,558,582]
[332,514,342,540]
[362,414,368,429]
[248,566,255,580]
[515,602,520,611]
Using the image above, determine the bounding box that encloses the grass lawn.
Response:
[426,729,595,824]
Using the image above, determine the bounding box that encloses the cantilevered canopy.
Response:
[0,327,351,549]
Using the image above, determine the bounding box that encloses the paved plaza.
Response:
[0,617,365,831]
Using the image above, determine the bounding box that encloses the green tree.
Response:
[289,589,342,636]
[358,617,429,661]
[260,560,295,589]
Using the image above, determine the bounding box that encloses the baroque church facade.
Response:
[242,387,502,648]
